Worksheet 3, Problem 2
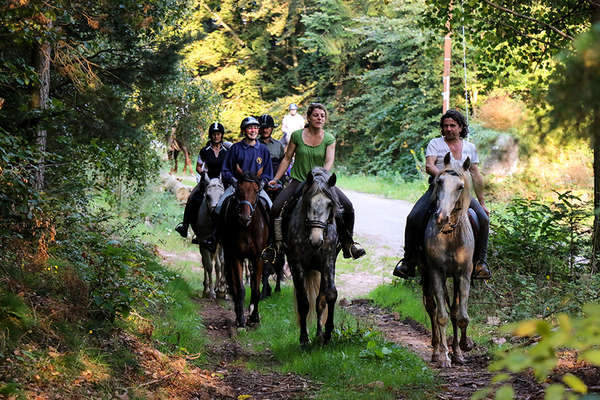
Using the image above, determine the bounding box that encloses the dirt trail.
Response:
[196,298,320,399]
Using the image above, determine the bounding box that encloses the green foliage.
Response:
[479,304,600,399]
[369,281,430,328]
[546,22,600,140]
[490,192,591,278]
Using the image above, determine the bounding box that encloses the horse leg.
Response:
[457,270,473,352]
[292,272,310,347]
[422,276,438,359]
[225,257,245,327]
[315,280,327,343]
[216,246,227,299]
[248,258,263,324]
[260,262,272,300]
[274,253,284,292]
[431,272,451,368]
[201,247,215,299]
[450,278,465,364]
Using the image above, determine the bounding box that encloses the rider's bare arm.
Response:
[272,140,297,182]
[323,142,335,171]
[469,163,489,216]
[425,155,440,177]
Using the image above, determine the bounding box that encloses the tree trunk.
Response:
[591,5,600,273]
[31,20,52,191]
[592,116,600,273]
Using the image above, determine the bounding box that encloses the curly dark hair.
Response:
[440,109,469,138]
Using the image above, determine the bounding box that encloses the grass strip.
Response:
[239,286,438,400]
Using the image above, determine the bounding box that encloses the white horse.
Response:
[192,175,226,299]
[422,153,475,368]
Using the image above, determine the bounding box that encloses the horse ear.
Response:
[444,152,451,166]
[463,157,471,171]
[328,173,337,187]
[235,163,244,177]
[306,171,314,187]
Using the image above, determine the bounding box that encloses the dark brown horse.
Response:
[285,167,340,346]
[220,172,269,327]
[422,153,475,368]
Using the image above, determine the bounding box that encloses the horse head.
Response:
[235,171,262,227]
[433,153,471,232]
[205,176,224,213]
[303,167,338,247]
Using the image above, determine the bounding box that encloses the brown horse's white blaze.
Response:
[423,152,474,368]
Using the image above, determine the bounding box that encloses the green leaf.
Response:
[544,384,565,400]
[495,384,515,400]
[491,373,511,384]
[581,350,600,366]
[562,373,587,394]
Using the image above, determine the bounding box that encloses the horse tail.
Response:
[294,270,324,327]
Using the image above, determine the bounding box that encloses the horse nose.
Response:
[309,228,323,247]
[436,211,447,225]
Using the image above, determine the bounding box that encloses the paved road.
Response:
[344,190,413,257]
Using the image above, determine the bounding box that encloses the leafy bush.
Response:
[475,303,600,400]
[489,192,591,279]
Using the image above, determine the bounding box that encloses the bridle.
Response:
[235,180,259,219]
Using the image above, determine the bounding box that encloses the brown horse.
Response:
[220,172,269,327]
[422,152,475,368]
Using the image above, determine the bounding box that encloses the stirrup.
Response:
[472,261,492,280]
[343,242,366,259]
[261,246,277,263]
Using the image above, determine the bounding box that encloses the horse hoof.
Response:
[460,337,474,352]
[452,354,466,365]
[439,359,452,368]
[248,314,260,325]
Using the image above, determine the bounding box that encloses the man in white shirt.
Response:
[280,103,305,149]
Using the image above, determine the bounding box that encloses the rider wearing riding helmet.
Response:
[258,114,285,177]
[393,109,491,280]
[263,102,366,261]
[216,116,273,210]
[175,122,229,241]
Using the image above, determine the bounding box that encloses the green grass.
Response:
[239,287,438,399]
[369,281,431,329]
[336,173,427,202]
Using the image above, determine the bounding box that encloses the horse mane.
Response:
[301,167,340,213]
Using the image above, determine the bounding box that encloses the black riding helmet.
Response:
[208,122,225,137]
[240,116,260,131]
[258,114,276,128]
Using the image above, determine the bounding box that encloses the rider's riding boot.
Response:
[261,217,282,263]
[342,242,366,259]
[393,253,416,278]
[175,222,188,238]
[472,260,492,280]
[337,211,366,260]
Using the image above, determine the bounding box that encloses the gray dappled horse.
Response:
[191,175,226,299]
[286,167,340,347]
[422,153,475,368]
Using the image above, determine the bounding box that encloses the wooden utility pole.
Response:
[442,3,453,112]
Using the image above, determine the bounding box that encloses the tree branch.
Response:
[482,0,575,41]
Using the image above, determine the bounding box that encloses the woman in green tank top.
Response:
[265,103,365,260]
